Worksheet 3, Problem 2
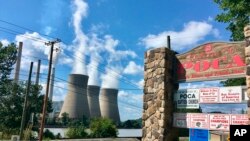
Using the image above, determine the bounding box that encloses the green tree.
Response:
[43,129,55,140]
[214,0,249,86]
[214,0,250,41]
[0,42,17,82]
[61,112,70,126]
[0,82,53,131]
[66,124,87,139]
[0,42,53,132]
[119,118,142,129]
[89,117,118,138]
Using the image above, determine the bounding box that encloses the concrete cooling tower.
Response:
[59,74,90,119]
[87,85,101,118]
[99,88,120,123]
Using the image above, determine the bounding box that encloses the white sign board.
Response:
[219,86,242,103]
[199,88,219,103]
[190,114,209,129]
[209,114,230,131]
[230,114,248,125]
[176,89,199,109]
[173,113,190,128]
[173,113,247,131]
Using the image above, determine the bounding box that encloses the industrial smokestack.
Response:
[59,74,90,119]
[14,42,23,83]
[48,67,55,101]
[99,88,120,123]
[87,85,101,118]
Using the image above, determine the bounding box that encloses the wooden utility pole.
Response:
[19,62,33,139]
[38,39,60,141]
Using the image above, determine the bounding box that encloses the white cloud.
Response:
[0,39,10,46]
[136,79,144,89]
[43,26,53,35]
[15,32,49,73]
[208,16,214,22]
[179,80,221,89]
[140,21,219,52]
[118,90,143,121]
[101,66,122,89]
[90,23,109,34]
[124,61,143,75]
[52,81,67,101]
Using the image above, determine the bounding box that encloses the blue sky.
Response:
[0,0,240,121]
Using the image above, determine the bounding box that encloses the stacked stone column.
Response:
[244,25,250,124]
[142,48,178,141]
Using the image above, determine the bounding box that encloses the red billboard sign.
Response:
[177,42,246,82]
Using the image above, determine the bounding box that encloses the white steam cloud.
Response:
[70,0,137,88]
[101,66,122,89]
[71,0,89,74]
[87,34,103,86]
[100,35,137,89]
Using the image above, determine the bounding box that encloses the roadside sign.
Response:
[219,86,242,103]
[176,89,199,109]
[189,128,209,141]
[231,114,248,125]
[209,114,230,131]
[199,87,219,103]
[173,113,190,128]
[190,113,209,129]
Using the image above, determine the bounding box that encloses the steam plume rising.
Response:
[101,66,121,89]
[71,0,88,74]
[87,56,99,85]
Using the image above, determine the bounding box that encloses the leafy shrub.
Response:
[66,125,87,139]
[89,117,118,138]
[43,129,55,140]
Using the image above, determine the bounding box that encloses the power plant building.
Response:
[87,85,101,118]
[99,88,120,123]
[59,74,90,119]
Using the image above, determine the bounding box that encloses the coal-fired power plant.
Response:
[100,88,120,123]
[59,74,90,119]
[87,85,101,118]
[59,74,120,122]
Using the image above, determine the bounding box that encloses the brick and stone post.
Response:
[142,47,178,141]
[244,25,250,124]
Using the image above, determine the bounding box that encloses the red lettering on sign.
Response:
[178,55,245,75]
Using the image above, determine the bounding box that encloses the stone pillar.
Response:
[142,48,178,141]
[244,25,250,124]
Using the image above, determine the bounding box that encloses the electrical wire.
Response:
[17,75,143,112]
[1,20,143,90]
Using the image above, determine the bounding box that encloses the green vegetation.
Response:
[214,0,250,41]
[43,129,55,140]
[119,118,142,129]
[0,42,53,140]
[214,0,249,86]
[89,117,118,138]
[61,112,70,126]
[66,125,88,139]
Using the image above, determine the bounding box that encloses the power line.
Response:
[0,20,143,90]
[0,29,46,43]
[17,76,143,112]
[0,19,57,39]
